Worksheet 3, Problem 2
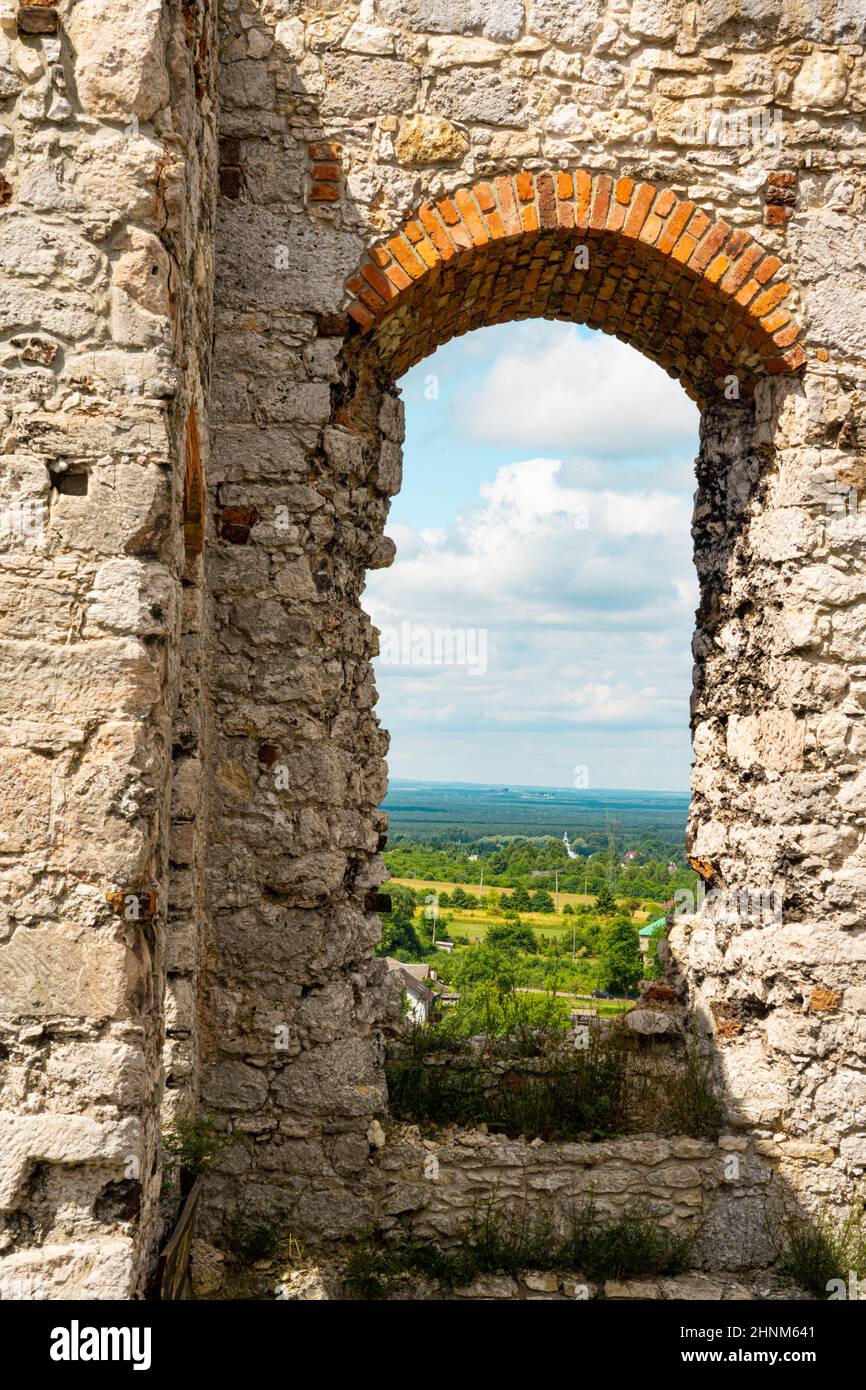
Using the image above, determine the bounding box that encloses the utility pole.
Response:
[479,866,484,899]
[572,907,577,962]
[554,868,560,912]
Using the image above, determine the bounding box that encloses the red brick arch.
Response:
[344,168,806,402]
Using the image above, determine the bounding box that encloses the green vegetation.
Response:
[768,1196,866,1298]
[386,1027,723,1143]
[381,782,696,905]
[344,1197,695,1298]
[597,916,644,995]
[163,1113,237,1195]
[376,879,651,1019]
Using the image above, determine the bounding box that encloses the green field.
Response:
[390,877,656,929]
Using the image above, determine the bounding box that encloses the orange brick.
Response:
[516,171,535,202]
[765,204,791,227]
[754,255,781,285]
[638,214,664,246]
[574,169,592,228]
[607,198,627,233]
[347,300,375,332]
[404,220,425,244]
[384,260,413,292]
[690,220,731,272]
[556,170,573,199]
[387,235,426,279]
[761,308,790,334]
[615,176,634,204]
[417,203,456,260]
[495,176,522,236]
[361,261,399,303]
[436,197,460,226]
[536,172,557,229]
[657,201,694,254]
[653,189,676,218]
[454,188,489,246]
[622,182,655,239]
[590,174,612,231]
[522,202,539,232]
[672,233,698,264]
[474,181,496,214]
[413,237,440,270]
[311,163,340,181]
[733,277,760,308]
[720,243,763,295]
[310,183,338,201]
[751,281,791,317]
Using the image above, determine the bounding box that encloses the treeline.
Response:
[384,833,697,902]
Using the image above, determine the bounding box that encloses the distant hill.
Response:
[381,780,689,843]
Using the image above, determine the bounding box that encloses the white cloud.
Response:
[458,323,699,458]
[365,451,699,788]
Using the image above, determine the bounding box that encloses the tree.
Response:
[530,888,555,913]
[562,902,574,915]
[376,884,424,960]
[511,885,531,911]
[644,921,667,981]
[594,883,616,915]
[597,917,643,995]
[485,920,539,954]
[450,886,473,909]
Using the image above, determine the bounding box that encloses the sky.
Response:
[362,321,701,793]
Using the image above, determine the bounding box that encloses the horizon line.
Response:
[385,777,691,796]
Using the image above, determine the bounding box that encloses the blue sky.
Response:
[363,321,700,792]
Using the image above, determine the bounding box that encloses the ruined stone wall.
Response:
[0,0,218,1297]
[2,0,866,1297]
[373,1127,777,1270]
[204,0,866,1247]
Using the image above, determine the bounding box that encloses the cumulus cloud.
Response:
[365,450,699,789]
[457,322,699,458]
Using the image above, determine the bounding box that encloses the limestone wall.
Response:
[204,0,866,1243]
[0,0,217,1297]
[2,0,866,1297]
[372,1126,782,1271]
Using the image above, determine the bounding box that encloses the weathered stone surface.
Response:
[394,113,469,165]
[66,0,171,120]
[2,0,864,1303]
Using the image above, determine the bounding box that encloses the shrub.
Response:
[768,1196,866,1298]
[163,1113,237,1195]
[343,1198,695,1298]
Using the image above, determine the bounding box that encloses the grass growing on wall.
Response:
[386,1028,723,1142]
[345,1197,696,1299]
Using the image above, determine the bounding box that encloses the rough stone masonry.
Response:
[0,0,865,1297]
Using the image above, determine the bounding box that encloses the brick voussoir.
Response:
[344,166,806,387]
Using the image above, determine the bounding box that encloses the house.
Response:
[384,957,436,1025]
[639,916,667,956]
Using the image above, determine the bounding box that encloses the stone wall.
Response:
[372,1125,779,1271]
[2,0,866,1296]
[203,0,866,1244]
[0,0,217,1297]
